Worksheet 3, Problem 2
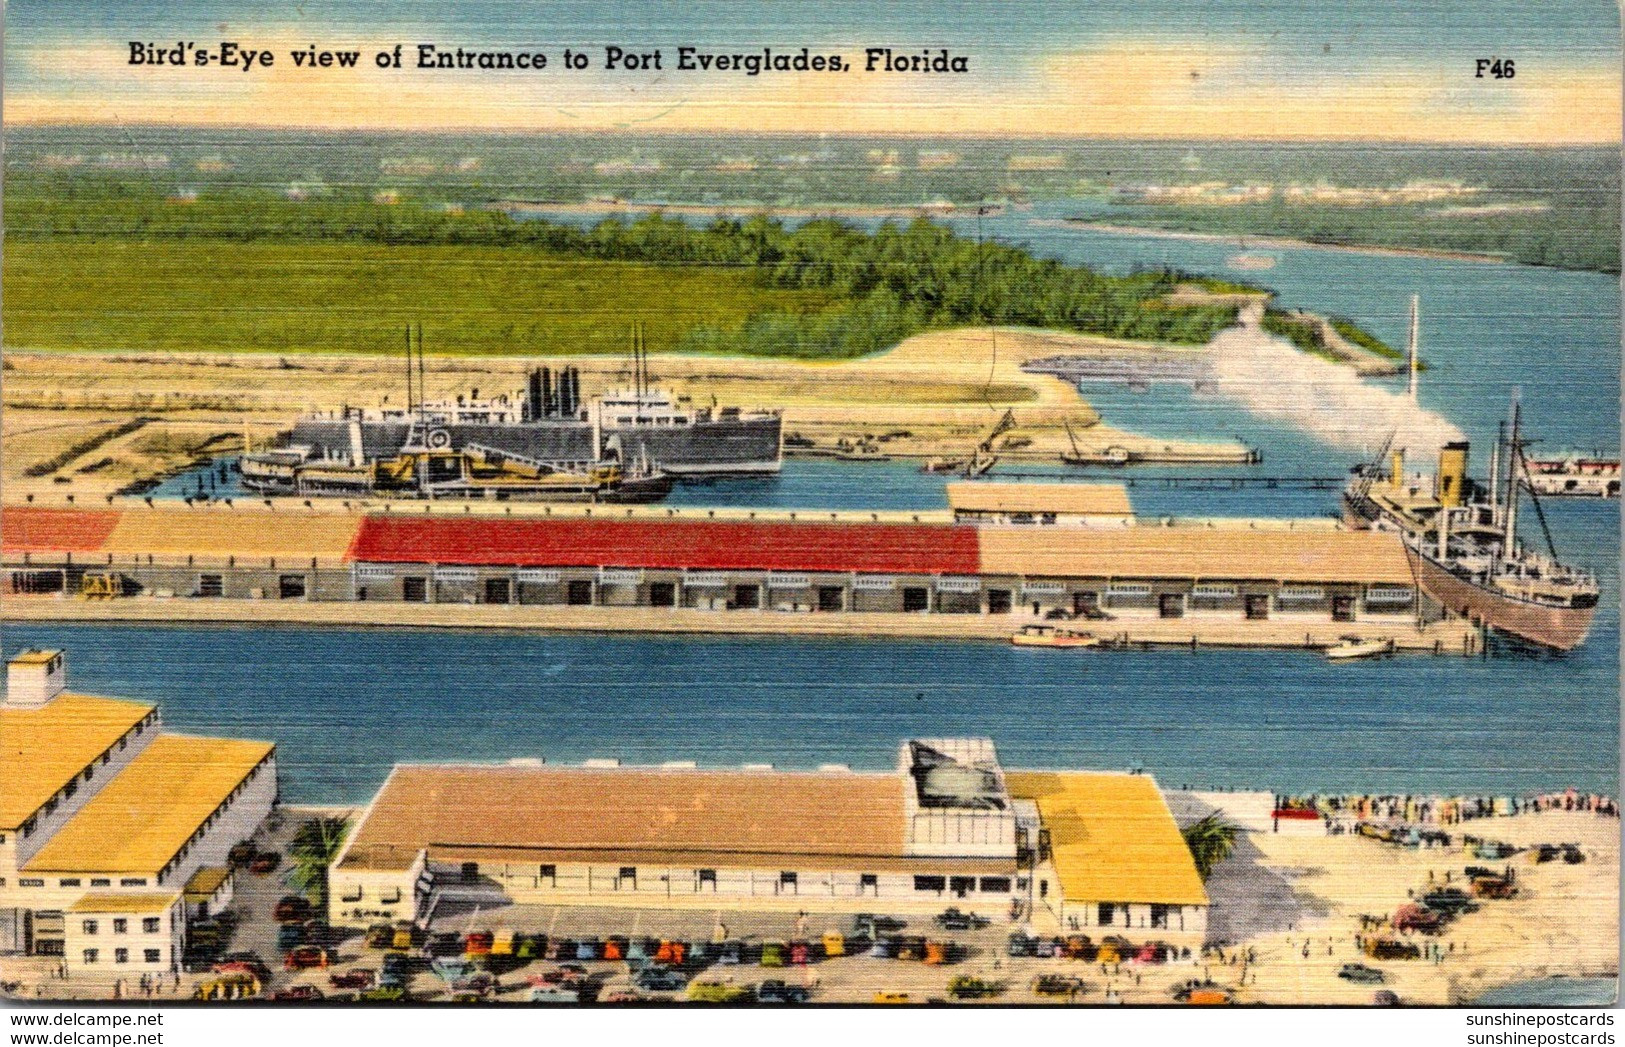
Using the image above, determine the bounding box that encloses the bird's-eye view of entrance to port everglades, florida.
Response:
[0,0,1619,1022]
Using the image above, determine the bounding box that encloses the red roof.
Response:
[347,516,981,575]
[2,508,122,554]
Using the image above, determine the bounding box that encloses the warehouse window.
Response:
[380,888,402,904]
[403,577,429,602]
[112,919,127,934]
[860,873,878,895]
[82,920,98,934]
[913,875,946,894]
[979,877,1012,894]
[142,918,161,933]
[20,878,43,888]
[539,865,556,886]
[43,798,57,816]
[619,867,638,889]
[58,878,80,888]
[341,886,362,903]
[120,878,147,887]
[278,574,307,599]
[949,876,974,897]
[777,871,797,894]
[1151,904,1169,929]
[82,950,98,965]
[91,878,110,887]
[144,949,161,964]
[115,949,129,964]
[199,574,224,597]
[1097,903,1115,926]
[698,869,717,890]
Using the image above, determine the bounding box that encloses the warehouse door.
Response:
[1332,595,1356,622]
[817,586,844,612]
[649,582,676,607]
[902,587,930,613]
[733,584,760,609]
[483,578,511,604]
[1245,594,1270,620]
[987,589,1012,614]
[566,580,593,605]
[278,574,307,599]
[1073,591,1099,617]
[1158,593,1184,619]
[949,876,975,898]
[403,577,428,603]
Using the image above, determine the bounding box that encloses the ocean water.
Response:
[20,211,1618,806]
[1469,976,1619,1007]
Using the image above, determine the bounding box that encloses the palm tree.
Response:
[285,816,351,911]
[1181,813,1240,881]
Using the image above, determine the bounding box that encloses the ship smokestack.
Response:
[1437,441,1469,509]
[1389,448,1405,484]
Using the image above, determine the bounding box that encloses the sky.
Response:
[5,0,1621,142]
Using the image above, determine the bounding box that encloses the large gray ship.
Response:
[247,350,782,489]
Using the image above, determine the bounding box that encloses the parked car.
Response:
[364,924,396,950]
[633,965,688,992]
[379,952,412,988]
[1007,933,1038,958]
[852,913,906,938]
[755,979,813,1004]
[1373,989,1402,1006]
[895,936,927,961]
[329,969,376,990]
[249,852,281,875]
[1364,939,1420,961]
[1032,974,1089,998]
[528,985,581,1003]
[686,980,752,1004]
[273,896,313,924]
[423,932,461,958]
[1470,876,1519,900]
[872,990,914,1005]
[935,908,990,931]
[948,975,1001,999]
[1338,963,1386,984]
[1421,888,1480,917]
[713,940,745,966]
[271,984,323,1001]
[1393,903,1443,934]
[574,938,602,962]
[759,941,787,968]
[276,924,306,952]
[283,945,331,970]
[228,842,258,867]
[463,931,493,956]
[431,956,474,983]
[358,986,407,1003]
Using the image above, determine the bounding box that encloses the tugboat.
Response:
[1010,624,1101,649]
[1342,397,1599,652]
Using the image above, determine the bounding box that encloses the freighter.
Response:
[1522,455,1620,498]
[244,326,782,489]
[1342,401,1599,652]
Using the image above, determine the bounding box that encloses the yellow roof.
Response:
[26,735,275,876]
[68,892,182,914]
[979,526,1412,584]
[9,649,63,666]
[1006,771,1208,907]
[0,694,155,828]
[183,865,232,900]
[101,509,361,561]
[948,483,1133,517]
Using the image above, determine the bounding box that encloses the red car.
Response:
[329,969,376,990]
[284,945,331,970]
[271,985,324,1001]
[273,896,313,923]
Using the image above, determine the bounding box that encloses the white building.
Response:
[0,650,277,973]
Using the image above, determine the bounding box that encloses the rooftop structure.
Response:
[0,690,155,828]
[1007,770,1208,933]
[26,735,276,877]
[65,892,181,914]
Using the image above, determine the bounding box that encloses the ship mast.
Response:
[1503,390,1522,555]
[1406,294,1420,402]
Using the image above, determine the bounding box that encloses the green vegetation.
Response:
[22,418,150,476]
[286,817,350,910]
[4,182,1238,358]
[1181,812,1240,881]
[1329,315,1402,360]
[1261,309,1340,363]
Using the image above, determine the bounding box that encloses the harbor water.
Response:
[29,210,1619,806]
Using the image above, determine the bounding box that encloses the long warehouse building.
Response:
[2,491,1422,624]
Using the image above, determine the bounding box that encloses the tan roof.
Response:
[948,483,1133,517]
[8,649,63,666]
[1007,771,1208,907]
[0,694,155,828]
[27,735,275,876]
[183,866,232,900]
[101,509,361,561]
[340,765,909,872]
[978,526,1412,584]
[422,844,1015,877]
[68,892,182,914]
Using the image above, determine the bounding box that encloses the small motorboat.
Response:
[1011,625,1101,649]
[1322,636,1395,661]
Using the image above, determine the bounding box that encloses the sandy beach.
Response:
[1055,219,1509,266]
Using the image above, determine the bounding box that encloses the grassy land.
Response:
[3,240,833,356]
[1329,315,1402,360]
[1260,308,1339,363]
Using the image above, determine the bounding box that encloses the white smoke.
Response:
[1206,312,1463,456]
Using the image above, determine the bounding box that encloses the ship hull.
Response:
[287,415,782,477]
[1407,547,1596,652]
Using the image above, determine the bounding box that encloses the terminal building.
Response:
[329,739,1210,943]
[0,651,276,974]
[3,488,1422,626]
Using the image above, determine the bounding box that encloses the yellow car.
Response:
[872,990,915,1005]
